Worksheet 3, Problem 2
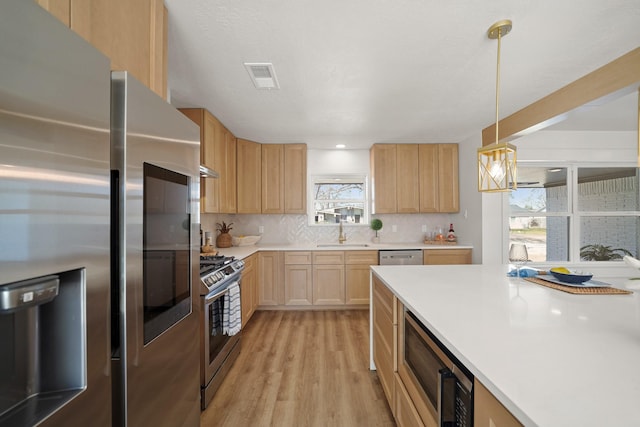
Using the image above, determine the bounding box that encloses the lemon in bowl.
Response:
[549,267,593,284]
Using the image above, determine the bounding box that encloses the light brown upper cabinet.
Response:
[37,0,168,99]
[221,128,237,213]
[179,108,237,214]
[371,143,459,214]
[261,143,307,214]
[419,144,459,213]
[261,144,285,214]
[371,144,398,214]
[397,144,420,213]
[236,138,262,214]
[283,144,307,214]
[37,0,70,25]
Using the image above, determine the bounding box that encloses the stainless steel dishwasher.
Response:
[379,249,422,265]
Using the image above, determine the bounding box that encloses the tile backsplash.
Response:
[201,213,454,246]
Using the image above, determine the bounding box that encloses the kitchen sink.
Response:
[316,243,369,247]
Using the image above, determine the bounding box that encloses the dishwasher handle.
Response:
[385,254,416,260]
[379,250,423,265]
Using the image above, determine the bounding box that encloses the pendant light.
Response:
[478,19,517,192]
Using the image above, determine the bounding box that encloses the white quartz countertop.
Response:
[371,264,640,427]
[214,242,473,260]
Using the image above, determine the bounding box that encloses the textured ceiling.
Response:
[165,0,640,149]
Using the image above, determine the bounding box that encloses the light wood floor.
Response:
[201,310,396,427]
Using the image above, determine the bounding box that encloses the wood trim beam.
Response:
[482,47,640,146]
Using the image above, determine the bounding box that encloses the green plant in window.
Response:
[580,244,633,261]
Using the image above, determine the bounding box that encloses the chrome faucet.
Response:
[338,220,347,244]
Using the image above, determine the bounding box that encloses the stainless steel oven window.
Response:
[207,295,226,363]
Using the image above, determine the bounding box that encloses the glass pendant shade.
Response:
[477,142,517,192]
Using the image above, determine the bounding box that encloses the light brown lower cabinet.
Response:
[312,264,345,305]
[394,373,425,427]
[372,275,396,405]
[240,254,258,326]
[278,250,378,308]
[283,251,313,306]
[474,380,523,427]
[258,251,283,306]
[312,251,345,305]
[423,248,472,265]
[345,251,378,305]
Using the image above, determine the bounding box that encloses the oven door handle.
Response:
[437,368,456,427]
[205,287,229,304]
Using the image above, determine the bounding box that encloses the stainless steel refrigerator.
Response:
[0,1,112,426]
[110,71,201,427]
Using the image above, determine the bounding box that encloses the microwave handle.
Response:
[438,368,456,427]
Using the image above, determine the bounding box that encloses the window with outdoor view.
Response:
[310,175,368,225]
[509,165,639,262]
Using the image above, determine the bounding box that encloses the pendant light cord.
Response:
[495,30,502,146]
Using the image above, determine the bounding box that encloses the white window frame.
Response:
[308,174,369,226]
[508,161,639,264]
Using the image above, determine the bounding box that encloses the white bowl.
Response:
[232,235,261,247]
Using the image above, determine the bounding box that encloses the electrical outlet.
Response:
[421,225,427,232]
[392,224,397,232]
[258,225,264,234]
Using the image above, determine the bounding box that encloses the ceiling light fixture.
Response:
[478,19,517,192]
[336,144,346,149]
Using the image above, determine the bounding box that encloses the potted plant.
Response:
[216,221,234,248]
[370,218,383,243]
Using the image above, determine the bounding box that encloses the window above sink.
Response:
[309,174,369,226]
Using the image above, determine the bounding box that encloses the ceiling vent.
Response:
[244,63,280,90]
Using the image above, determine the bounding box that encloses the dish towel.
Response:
[223,281,241,336]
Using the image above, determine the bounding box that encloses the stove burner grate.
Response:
[199,255,236,277]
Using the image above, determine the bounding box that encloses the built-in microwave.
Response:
[399,309,474,427]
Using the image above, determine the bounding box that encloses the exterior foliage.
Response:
[580,244,633,261]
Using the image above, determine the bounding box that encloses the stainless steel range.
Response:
[199,255,244,409]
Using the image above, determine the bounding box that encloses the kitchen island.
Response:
[371,264,640,426]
